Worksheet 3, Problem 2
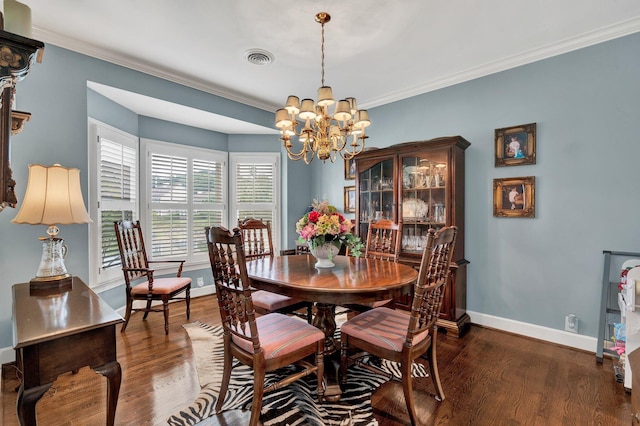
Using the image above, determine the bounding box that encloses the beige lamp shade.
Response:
[317,86,335,107]
[12,164,91,226]
[275,108,292,129]
[298,99,317,120]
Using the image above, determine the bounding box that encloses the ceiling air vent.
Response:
[244,49,274,65]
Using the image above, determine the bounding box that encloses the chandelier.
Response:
[275,12,371,164]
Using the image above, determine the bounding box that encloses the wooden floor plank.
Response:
[0,294,631,425]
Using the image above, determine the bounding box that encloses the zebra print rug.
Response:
[166,320,428,426]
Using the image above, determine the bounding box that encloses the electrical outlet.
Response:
[196,277,204,287]
[565,314,578,333]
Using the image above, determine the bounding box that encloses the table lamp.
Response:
[11,163,91,291]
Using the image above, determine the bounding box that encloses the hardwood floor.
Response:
[0,294,631,425]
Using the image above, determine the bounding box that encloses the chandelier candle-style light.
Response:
[275,12,371,164]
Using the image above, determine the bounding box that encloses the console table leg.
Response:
[94,361,122,426]
[16,383,52,426]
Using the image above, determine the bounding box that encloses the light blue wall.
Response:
[2,32,639,350]
[87,88,138,135]
[317,33,640,337]
[139,116,228,151]
[0,45,281,348]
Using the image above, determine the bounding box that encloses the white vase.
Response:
[309,242,340,268]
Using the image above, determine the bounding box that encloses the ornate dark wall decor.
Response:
[0,27,44,211]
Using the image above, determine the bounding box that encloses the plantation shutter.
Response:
[230,153,279,251]
[142,139,227,264]
[150,153,188,257]
[192,158,224,255]
[99,138,137,271]
[236,162,274,223]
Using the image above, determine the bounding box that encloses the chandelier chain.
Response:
[320,21,325,87]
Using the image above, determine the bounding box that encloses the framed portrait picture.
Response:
[493,176,535,218]
[344,157,356,180]
[495,123,536,167]
[344,185,356,213]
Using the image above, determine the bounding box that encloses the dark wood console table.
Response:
[12,277,124,425]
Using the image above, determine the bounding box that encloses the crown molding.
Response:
[30,27,277,112]
[33,16,640,112]
[363,16,640,109]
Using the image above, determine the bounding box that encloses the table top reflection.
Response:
[246,255,418,305]
[12,277,123,349]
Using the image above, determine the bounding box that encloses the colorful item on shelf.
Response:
[619,265,640,290]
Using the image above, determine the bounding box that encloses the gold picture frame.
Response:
[344,157,356,180]
[495,123,536,167]
[344,186,356,213]
[493,176,535,218]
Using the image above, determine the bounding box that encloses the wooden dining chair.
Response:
[237,218,312,322]
[364,219,402,261]
[114,220,191,335]
[295,243,310,254]
[340,226,457,426]
[344,219,402,312]
[206,226,325,426]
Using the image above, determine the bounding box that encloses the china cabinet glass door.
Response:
[400,151,448,258]
[358,158,394,238]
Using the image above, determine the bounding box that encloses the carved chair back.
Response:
[206,226,261,351]
[406,226,457,344]
[365,219,402,262]
[115,220,153,285]
[237,217,275,260]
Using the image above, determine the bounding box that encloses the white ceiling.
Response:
[16,0,640,134]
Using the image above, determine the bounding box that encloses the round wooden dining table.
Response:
[246,254,418,401]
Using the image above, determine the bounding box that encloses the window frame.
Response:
[88,118,139,291]
[141,138,228,269]
[229,152,280,252]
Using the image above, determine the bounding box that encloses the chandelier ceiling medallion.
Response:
[275,12,371,164]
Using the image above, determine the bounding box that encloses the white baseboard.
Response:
[1,347,14,365]
[0,285,216,366]
[468,310,597,352]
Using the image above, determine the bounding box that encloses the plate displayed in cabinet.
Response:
[402,198,428,219]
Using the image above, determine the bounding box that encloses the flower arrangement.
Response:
[296,199,363,258]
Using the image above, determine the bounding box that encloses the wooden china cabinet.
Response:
[354,136,471,337]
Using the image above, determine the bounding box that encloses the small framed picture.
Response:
[344,157,356,180]
[344,185,356,213]
[493,176,535,218]
[495,123,536,167]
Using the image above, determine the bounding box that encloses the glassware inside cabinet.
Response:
[400,153,448,256]
[358,158,394,238]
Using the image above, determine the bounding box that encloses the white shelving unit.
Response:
[597,251,640,365]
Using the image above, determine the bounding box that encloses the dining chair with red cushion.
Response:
[343,219,403,313]
[237,217,312,322]
[340,226,457,426]
[114,220,191,335]
[206,226,325,426]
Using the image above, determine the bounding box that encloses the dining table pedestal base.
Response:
[312,302,342,401]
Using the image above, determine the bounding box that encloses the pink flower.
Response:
[299,224,316,240]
